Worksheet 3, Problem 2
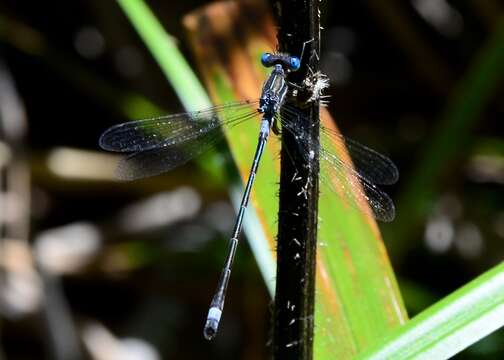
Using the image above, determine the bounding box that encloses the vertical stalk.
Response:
[271,0,320,359]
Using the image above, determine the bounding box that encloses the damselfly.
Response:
[99,52,398,340]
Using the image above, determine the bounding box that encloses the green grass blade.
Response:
[116,0,210,112]
[183,3,407,358]
[314,112,408,356]
[116,0,276,294]
[358,262,504,360]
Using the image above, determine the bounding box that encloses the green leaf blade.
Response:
[358,262,504,360]
[118,1,408,357]
[117,0,211,112]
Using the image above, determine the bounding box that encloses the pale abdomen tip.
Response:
[203,307,222,340]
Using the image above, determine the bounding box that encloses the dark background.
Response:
[0,0,502,359]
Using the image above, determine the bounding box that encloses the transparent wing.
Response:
[99,100,260,180]
[281,105,398,185]
[318,147,396,222]
[115,133,222,180]
[279,106,397,222]
[319,126,398,185]
[99,100,259,153]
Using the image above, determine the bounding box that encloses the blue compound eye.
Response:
[261,53,273,67]
[289,56,301,71]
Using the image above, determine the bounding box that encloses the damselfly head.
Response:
[261,52,301,72]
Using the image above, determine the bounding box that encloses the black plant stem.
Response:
[271,0,320,359]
